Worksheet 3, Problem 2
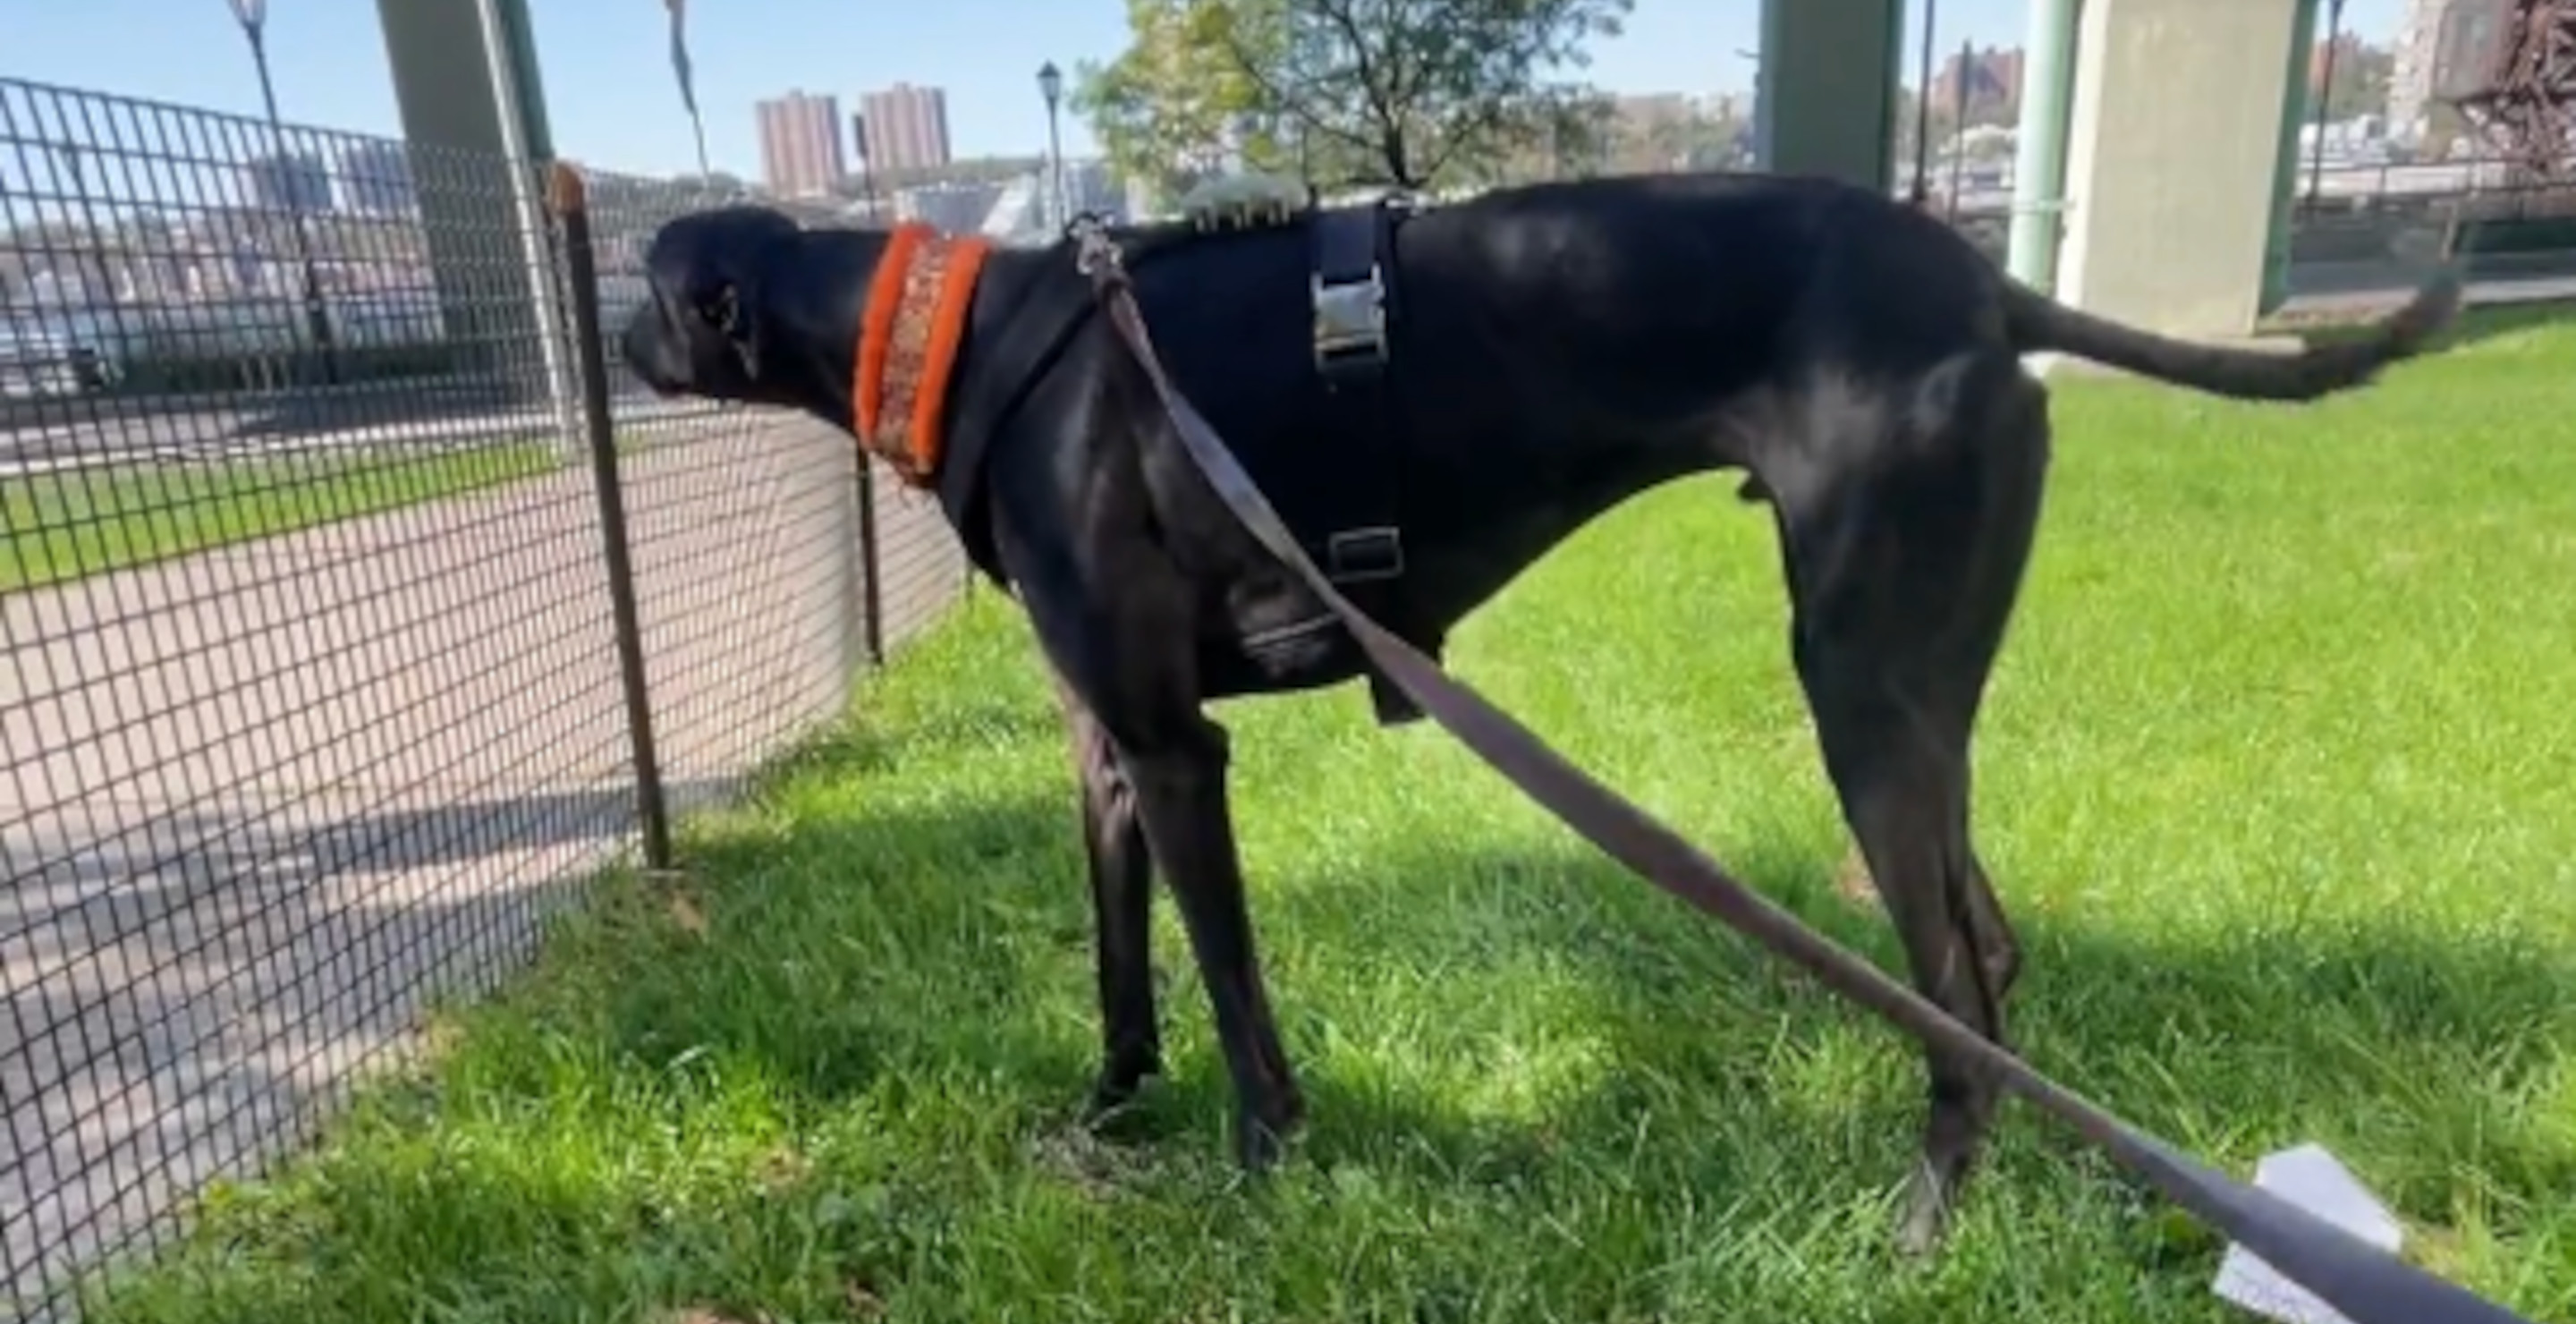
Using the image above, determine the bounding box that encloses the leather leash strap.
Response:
[1072,226,2533,1324]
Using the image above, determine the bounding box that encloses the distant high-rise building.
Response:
[2387,0,2517,140]
[756,90,847,198]
[857,83,953,176]
[2387,0,2448,137]
[246,151,332,215]
[2308,31,2372,99]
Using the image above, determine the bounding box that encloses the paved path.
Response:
[0,407,962,1318]
[0,383,702,477]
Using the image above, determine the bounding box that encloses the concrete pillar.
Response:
[2259,0,2326,316]
[2007,0,2083,293]
[372,0,569,415]
[2056,0,2306,338]
[1756,0,1905,191]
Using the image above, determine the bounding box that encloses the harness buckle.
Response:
[1326,526,1404,582]
[1310,265,1389,370]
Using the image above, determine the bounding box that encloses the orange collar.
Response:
[852,223,991,488]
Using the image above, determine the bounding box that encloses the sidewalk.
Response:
[0,409,962,1316]
[0,388,706,478]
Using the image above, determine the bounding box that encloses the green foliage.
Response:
[2,441,555,593]
[2320,41,2396,124]
[1074,0,1633,204]
[1073,0,1291,208]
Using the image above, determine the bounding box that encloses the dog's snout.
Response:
[618,302,678,394]
[617,308,652,372]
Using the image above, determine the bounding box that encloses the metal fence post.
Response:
[856,455,886,666]
[547,163,675,871]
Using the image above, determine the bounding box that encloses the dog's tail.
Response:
[1999,270,2462,402]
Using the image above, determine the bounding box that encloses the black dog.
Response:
[619,169,2459,1252]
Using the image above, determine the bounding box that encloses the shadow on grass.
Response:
[750,692,1070,788]
[0,779,734,1324]
[80,756,2574,1323]
[1263,836,2576,1218]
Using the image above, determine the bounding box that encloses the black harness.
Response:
[1303,195,1432,726]
[936,194,1441,727]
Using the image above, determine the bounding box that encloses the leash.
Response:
[1065,220,2537,1324]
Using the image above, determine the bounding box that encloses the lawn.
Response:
[82,310,2576,1323]
[0,441,558,593]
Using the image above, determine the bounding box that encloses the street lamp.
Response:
[2307,0,2347,206]
[852,111,880,224]
[1037,60,1067,233]
[1737,47,1767,171]
[225,0,337,382]
[1908,0,1938,207]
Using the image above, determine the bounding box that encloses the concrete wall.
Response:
[2056,0,2306,337]
[370,0,557,397]
[1757,0,1905,189]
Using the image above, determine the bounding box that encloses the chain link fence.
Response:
[1,75,970,1320]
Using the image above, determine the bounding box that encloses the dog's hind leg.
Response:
[1835,829,2024,1004]
[1052,673,1164,1117]
[1767,353,2048,1255]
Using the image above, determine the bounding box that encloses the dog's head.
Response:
[619,205,808,406]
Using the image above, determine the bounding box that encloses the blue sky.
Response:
[5,0,2404,179]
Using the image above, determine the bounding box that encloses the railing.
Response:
[1905,149,2576,300]
[0,75,972,1320]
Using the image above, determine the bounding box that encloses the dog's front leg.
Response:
[1053,676,1164,1116]
[992,457,1301,1170]
[1120,715,1305,1169]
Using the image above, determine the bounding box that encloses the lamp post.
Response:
[1737,48,1766,171]
[852,112,880,224]
[1037,61,1067,233]
[2307,0,2346,206]
[225,0,336,382]
[1908,0,1938,207]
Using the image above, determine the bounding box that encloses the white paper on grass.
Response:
[2210,1142,2405,1324]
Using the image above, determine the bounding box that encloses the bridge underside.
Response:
[1759,0,2316,338]
[377,0,2321,344]
[372,0,564,403]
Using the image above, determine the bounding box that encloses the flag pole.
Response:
[665,0,709,178]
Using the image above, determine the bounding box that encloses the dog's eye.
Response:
[696,284,740,335]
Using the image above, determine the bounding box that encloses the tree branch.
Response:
[1309,0,1418,184]
[1218,23,1381,162]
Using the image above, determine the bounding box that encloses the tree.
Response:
[1072,0,1286,206]
[1075,0,1632,200]
[2322,41,2394,123]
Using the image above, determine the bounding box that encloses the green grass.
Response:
[1,442,558,593]
[81,310,2576,1323]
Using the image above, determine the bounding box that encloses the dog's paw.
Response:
[1233,1110,1302,1173]
[1082,1058,1164,1135]
[1177,171,1305,233]
[1230,1082,1308,1174]
[1891,1157,1959,1259]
